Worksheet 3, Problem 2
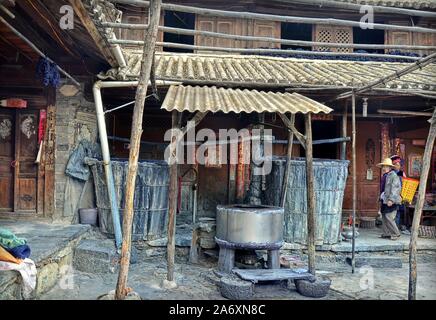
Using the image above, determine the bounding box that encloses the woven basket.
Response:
[418,225,436,239]
[359,217,376,229]
[401,178,419,203]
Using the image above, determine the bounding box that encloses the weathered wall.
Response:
[53,84,98,222]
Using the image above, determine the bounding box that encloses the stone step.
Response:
[346,256,402,268]
[73,239,118,274]
[0,222,91,300]
[73,239,138,274]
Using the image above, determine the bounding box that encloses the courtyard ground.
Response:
[1,219,435,300]
[40,252,436,300]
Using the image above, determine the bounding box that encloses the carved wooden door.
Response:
[0,110,15,212]
[14,110,39,213]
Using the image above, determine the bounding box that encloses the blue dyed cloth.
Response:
[6,244,31,259]
[0,227,27,249]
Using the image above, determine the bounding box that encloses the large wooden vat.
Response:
[88,159,169,241]
[265,157,349,245]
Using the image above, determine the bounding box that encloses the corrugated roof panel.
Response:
[161,85,333,114]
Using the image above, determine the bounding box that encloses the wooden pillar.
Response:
[341,101,348,160]
[351,92,357,274]
[409,109,436,300]
[167,110,180,282]
[305,113,316,275]
[115,0,162,300]
[281,113,295,207]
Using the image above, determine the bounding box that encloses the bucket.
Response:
[79,208,98,226]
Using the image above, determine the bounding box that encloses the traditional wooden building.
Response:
[0,0,435,237]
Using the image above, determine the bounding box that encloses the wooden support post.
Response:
[218,247,236,273]
[408,109,436,300]
[278,113,306,148]
[341,102,348,160]
[167,110,180,283]
[115,0,162,300]
[281,114,295,207]
[305,113,316,275]
[351,92,357,274]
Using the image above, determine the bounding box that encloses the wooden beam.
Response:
[115,0,162,300]
[371,89,436,100]
[18,0,79,58]
[0,4,14,18]
[377,109,434,117]
[275,0,436,18]
[341,101,348,160]
[408,109,436,300]
[334,52,436,101]
[281,114,295,208]
[167,110,180,284]
[110,40,421,61]
[108,0,436,34]
[351,92,357,274]
[304,113,316,275]
[103,22,436,51]
[278,113,306,148]
[0,0,15,6]
[0,16,80,86]
[68,0,117,67]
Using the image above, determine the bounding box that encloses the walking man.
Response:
[377,158,402,240]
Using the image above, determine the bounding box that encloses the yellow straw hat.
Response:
[376,158,395,168]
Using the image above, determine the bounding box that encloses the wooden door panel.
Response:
[15,111,39,213]
[216,20,235,48]
[0,177,13,211]
[343,121,381,218]
[196,17,216,47]
[0,111,14,212]
[252,20,280,48]
[16,178,37,211]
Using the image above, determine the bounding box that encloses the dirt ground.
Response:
[40,254,436,300]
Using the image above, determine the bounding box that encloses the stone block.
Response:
[0,272,21,300]
[74,239,118,274]
[36,263,59,296]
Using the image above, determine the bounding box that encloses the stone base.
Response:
[161,279,178,290]
[73,239,119,274]
[0,222,91,300]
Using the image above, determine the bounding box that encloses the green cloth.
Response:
[0,228,27,249]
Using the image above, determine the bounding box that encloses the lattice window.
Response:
[335,28,353,52]
[313,25,353,53]
[315,27,333,52]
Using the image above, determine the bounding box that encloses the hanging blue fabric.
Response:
[36,57,61,87]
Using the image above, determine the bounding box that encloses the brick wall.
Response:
[53,85,98,221]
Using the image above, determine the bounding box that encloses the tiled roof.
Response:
[161,85,333,114]
[98,50,436,91]
[331,0,436,9]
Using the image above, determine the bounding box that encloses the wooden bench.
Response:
[233,268,316,284]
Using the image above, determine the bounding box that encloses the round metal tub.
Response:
[216,204,284,249]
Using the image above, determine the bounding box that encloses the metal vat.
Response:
[216,204,284,248]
